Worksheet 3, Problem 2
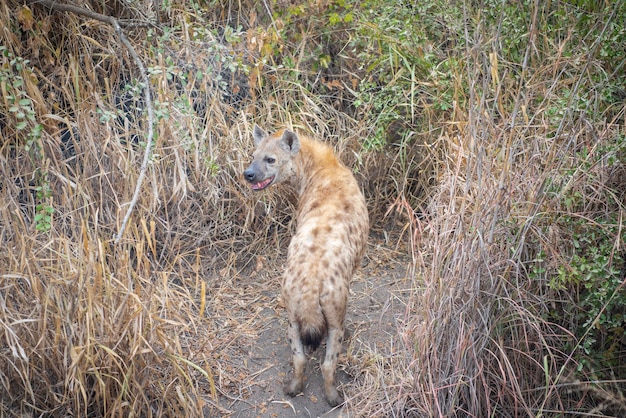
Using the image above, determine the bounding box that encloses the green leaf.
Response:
[329,13,341,25]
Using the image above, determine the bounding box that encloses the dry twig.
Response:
[30,0,155,244]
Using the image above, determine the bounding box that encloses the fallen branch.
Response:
[30,0,154,244]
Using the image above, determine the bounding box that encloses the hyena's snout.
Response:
[243,165,258,183]
[243,162,275,191]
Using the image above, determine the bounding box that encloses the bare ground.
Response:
[201,237,413,417]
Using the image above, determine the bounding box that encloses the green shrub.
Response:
[553,215,626,367]
[545,133,626,373]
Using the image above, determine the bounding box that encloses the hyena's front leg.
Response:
[284,319,306,397]
[321,326,344,406]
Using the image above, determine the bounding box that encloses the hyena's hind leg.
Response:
[320,290,348,406]
[321,325,344,406]
[284,318,306,397]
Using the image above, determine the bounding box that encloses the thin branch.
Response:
[30,0,155,244]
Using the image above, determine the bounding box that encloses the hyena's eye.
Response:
[266,157,276,164]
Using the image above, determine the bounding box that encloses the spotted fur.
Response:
[243,125,369,406]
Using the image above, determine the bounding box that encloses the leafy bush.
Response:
[550,217,624,357]
[548,134,626,370]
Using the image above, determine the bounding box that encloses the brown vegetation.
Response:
[1,0,624,417]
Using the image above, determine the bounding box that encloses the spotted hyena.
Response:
[243,125,369,406]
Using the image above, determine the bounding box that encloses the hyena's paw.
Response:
[283,378,304,397]
[325,386,343,407]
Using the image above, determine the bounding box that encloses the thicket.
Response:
[0,0,624,416]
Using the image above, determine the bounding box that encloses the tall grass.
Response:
[388,1,626,416]
[1,0,625,416]
[0,1,378,415]
[0,1,269,415]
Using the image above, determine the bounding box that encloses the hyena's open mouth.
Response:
[251,176,275,191]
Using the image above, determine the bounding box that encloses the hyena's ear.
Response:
[253,124,268,146]
[280,129,301,156]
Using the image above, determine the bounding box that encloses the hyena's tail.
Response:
[296,308,327,350]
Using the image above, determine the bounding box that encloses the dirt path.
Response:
[208,240,411,417]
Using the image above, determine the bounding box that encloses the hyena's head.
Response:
[243,125,301,191]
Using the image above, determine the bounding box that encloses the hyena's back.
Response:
[283,161,368,348]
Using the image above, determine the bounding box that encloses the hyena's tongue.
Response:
[251,176,274,190]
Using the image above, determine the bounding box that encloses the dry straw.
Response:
[387,3,626,416]
[0,1,259,415]
[0,1,370,415]
[1,0,625,417]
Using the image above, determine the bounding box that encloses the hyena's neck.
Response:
[292,137,339,197]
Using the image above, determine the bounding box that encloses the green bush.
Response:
[553,215,626,367]
[543,133,626,373]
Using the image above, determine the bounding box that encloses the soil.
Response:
[209,239,412,418]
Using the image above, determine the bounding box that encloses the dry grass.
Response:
[1,0,625,417]
[0,1,394,416]
[384,4,626,416]
[0,2,279,416]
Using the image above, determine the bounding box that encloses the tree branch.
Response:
[30,0,155,244]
